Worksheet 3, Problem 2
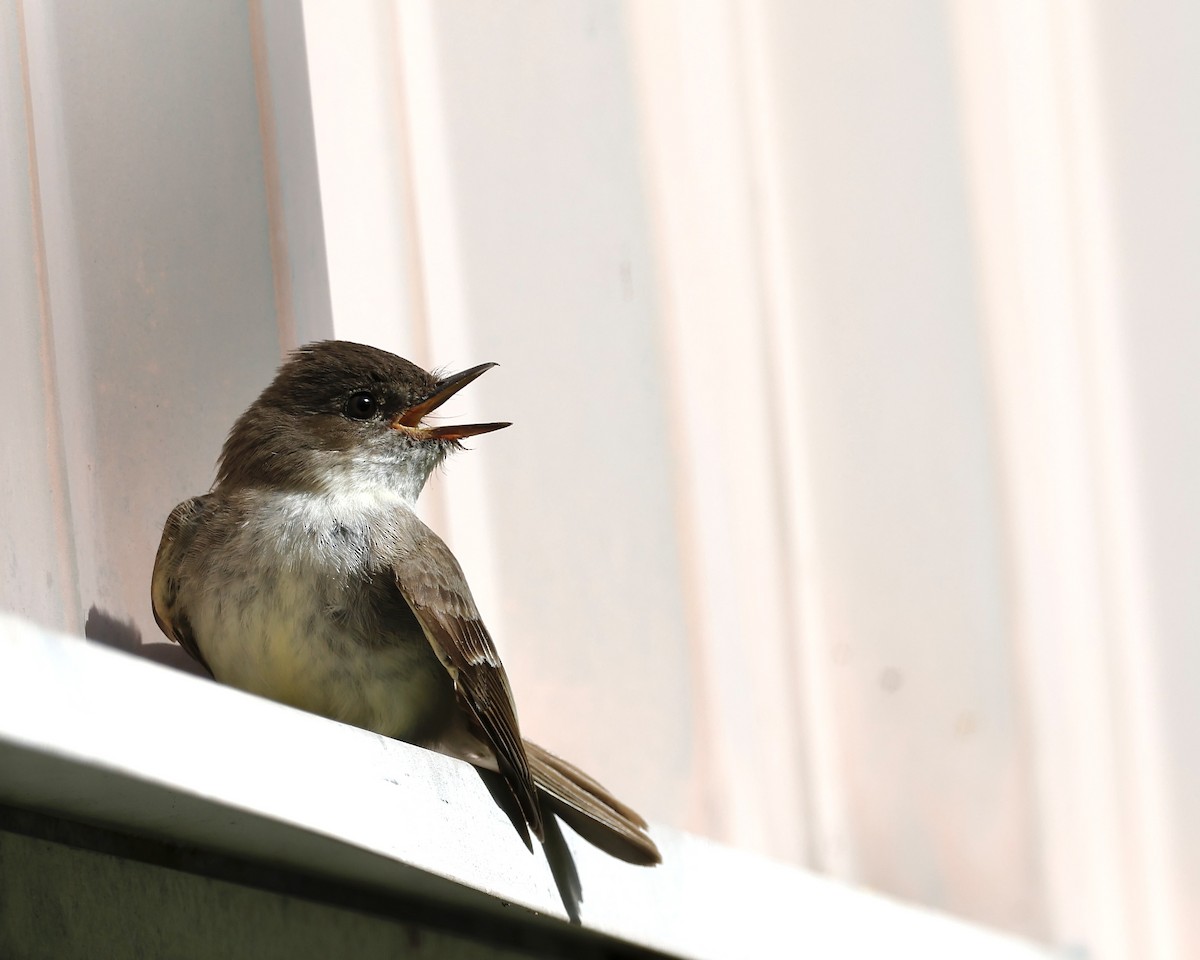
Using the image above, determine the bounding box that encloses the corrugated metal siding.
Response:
[1,2,1195,957]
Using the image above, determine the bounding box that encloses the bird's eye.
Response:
[344,392,380,421]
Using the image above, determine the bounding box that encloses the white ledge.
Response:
[0,612,1049,959]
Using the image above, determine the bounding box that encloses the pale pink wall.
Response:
[2,2,1197,958]
[3,0,292,672]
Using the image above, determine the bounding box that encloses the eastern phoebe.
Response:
[151,340,660,865]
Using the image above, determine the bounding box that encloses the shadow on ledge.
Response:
[84,606,210,678]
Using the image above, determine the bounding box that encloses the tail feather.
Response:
[526,740,661,866]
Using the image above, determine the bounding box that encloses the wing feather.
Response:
[390,511,543,840]
[150,495,214,676]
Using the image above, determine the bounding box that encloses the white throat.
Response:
[243,444,444,578]
[322,443,445,509]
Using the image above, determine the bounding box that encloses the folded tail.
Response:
[525,740,661,866]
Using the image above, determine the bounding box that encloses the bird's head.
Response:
[216,340,509,503]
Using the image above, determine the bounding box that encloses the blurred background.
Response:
[2,1,1197,957]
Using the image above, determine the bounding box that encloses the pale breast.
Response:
[182,489,457,743]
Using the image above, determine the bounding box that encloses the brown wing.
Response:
[390,511,542,841]
[151,495,214,675]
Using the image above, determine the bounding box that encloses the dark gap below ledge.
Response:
[0,803,679,960]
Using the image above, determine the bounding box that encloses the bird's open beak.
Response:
[390,362,511,441]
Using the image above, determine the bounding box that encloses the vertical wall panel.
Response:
[1093,2,1200,957]
[298,0,419,358]
[20,0,283,661]
[626,0,811,861]
[947,2,1174,956]
[252,0,333,349]
[0,0,78,634]
[750,0,1042,937]
[394,0,696,828]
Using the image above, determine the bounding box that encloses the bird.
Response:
[151,339,660,865]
